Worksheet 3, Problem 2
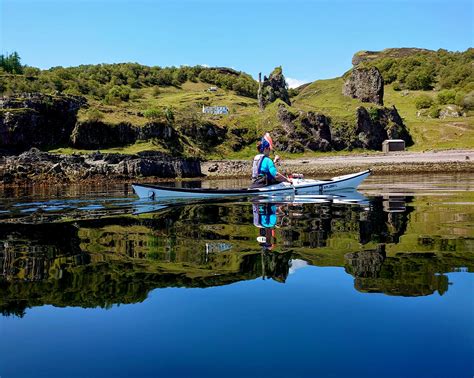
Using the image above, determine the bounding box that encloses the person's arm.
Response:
[276,171,292,183]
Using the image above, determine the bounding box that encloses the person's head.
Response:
[257,133,273,155]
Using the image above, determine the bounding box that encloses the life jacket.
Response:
[252,154,270,181]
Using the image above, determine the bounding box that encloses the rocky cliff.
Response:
[273,103,411,152]
[272,104,332,153]
[0,94,86,152]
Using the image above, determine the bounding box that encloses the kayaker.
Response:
[251,133,291,188]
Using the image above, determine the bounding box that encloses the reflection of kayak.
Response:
[253,189,370,206]
[132,169,371,200]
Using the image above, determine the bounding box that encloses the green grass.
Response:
[383,85,474,151]
[53,77,474,158]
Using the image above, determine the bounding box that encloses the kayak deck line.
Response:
[132,169,371,199]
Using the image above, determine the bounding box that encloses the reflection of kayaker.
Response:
[250,133,291,188]
[253,202,278,251]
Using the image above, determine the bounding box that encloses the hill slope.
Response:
[1,48,473,157]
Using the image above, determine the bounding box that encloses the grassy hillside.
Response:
[292,77,474,151]
[2,48,473,157]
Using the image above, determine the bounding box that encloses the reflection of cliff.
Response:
[345,250,450,297]
[359,196,414,245]
[1,196,472,316]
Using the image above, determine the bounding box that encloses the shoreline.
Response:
[1,149,473,187]
[201,150,474,179]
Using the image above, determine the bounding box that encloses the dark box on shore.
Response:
[382,139,405,153]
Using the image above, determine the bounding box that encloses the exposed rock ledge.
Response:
[0,148,201,185]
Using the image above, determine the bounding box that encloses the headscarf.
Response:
[258,133,273,153]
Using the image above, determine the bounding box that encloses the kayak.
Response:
[132,169,371,200]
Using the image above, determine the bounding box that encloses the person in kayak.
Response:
[251,133,291,188]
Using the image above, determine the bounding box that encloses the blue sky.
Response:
[1,0,472,86]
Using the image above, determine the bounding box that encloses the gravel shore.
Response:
[202,150,474,178]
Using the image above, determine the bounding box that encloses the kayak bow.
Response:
[132,169,371,200]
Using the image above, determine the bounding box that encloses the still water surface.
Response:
[0,174,473,378]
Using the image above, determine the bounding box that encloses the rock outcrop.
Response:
[343,67,384,105]
[273,104,411,152]
[0,93,86,152]
[180,121,227,148]
[70,120,181,150]
[0,148,201,184]
[353,105,413,150]
[272,104,332,153]
[258,67,291,110]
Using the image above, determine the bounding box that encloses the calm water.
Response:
[0,174,473,378]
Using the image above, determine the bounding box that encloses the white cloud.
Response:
[286,78,309,89]
[201,64,210,68]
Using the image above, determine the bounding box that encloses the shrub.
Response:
[461,91,474,110]
[104,85,131,104]
[392,82,402,91]
[85,108,104,122]
[415,95,434,109]
[428,106,440,118]
[437,90,456,105]
[143,108,163,121]
[152,86,161,97]
[164,107,175,123]
[405,67,435,90]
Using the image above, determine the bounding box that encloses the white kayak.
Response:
[132,169,371,200]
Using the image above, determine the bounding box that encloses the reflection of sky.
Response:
[1,269,472,378]
[289,259,309,274]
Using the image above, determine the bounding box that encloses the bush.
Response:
[428,106,440,118]
[415,95,434,109]
[405,67,435,90]
[437,90,456,105]
[152,86,161,97]
[164,107,175,123]
[85,108,104,122]
[392,82,402,91]
[143,108,163,121]
[461,91,474,110]
[104,85,131,104]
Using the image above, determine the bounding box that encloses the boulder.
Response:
[343,67,384,105]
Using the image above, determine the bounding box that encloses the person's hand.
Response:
[273,155,281,165]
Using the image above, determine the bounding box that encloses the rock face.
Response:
[70,120,180,149]
[273,104,411,152]
[258,67,291,109]
[343,67,384,105]
[180,121,227,148]
[354,105,413,150]
[0,148,201,184]
[0,94,86,152]
[273,104,332,153]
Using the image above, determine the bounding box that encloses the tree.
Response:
[0,52,23,74]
